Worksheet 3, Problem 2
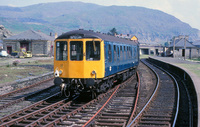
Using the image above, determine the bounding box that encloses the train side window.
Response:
[86,41,100,61]
[56,41,68,61]
[127,46,129,59]
[120,46,123,61]
[108,44,112,62]
[126,46,128,60]
[114,45,117,61]
[117,46,120,59]
[124,46,126,60]
[70,41,83,61]
[132,47,134,58]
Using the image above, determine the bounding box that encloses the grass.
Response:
[177,63,200,77]
[140,55,150,59]
[187,58,200,62]
[0,59,54,84]
[20,59,54,65]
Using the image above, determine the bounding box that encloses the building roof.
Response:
[56,29,138,45]
[193,40,200,46]
[169,38,196,48]
[4,30,55,41]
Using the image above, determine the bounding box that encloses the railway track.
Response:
[1,59,191,126]
[147,58,194,126]
[0,72,139,126]
[127,59,180,127]
[0,79,60,118]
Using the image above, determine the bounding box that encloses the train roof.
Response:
[56,29,138,45]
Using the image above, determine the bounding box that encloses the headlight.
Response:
[54,70,59,77]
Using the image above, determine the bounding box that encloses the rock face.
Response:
[0,25,12,40]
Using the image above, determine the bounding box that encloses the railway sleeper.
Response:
[101,112,130,117]
[95,121,126,127]
[98,115,128,119]
[138,120,170,126]
[105,109,131,112]
[141,116,171,121]
[97,119,126,123]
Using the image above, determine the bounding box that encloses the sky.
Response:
[0,0,200,30]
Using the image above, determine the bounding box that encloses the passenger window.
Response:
[124,46,126,60]
[70,41,83,61]
[108,45,112,62]
[86,41,100,61]
[117,46,120,59]
[120,46,123,61]
[132,47,134,58]
[56,41,68,61]
[114,45,117,61]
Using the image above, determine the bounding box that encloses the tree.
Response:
[108,28,118,36]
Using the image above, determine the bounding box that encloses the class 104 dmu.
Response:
[54,29,139,98]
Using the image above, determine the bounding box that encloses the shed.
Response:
[167,36,199,58]
[3,30,55,56]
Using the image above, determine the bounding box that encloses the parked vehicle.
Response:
[0,50,8,57]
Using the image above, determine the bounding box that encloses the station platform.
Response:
[148,56,200,126]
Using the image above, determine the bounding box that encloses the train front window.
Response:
[56,41,68,61]
[70,41,83,61]
[86,41,100,61]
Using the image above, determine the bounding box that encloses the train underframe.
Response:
[54,68,136,99]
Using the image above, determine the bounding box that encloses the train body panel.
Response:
[54,38,105,79]
[104,41,139,77]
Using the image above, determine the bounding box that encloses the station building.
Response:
[3,30,55,56]
[166,35,200,59]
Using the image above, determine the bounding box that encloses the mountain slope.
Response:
[0,1,199,42]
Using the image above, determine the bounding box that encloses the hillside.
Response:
[0,1,199,43]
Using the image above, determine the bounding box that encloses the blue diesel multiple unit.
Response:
[54,29,139,98]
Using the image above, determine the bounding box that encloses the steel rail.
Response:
[83,74,135,127]
[43,87,117,127]
[0,92,61,126]
[149,61,180,127]
[127,60,160,127]
[0,84,58,110]
[0,77,54,99]
[82,85,120,127]
[44,73,135,127]
[126,71,140,126]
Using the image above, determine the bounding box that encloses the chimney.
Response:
[55,33,58,39]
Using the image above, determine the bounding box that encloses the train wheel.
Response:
[61,83,70,97]
[90,90,96,99]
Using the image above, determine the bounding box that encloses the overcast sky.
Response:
[1,0,200,30]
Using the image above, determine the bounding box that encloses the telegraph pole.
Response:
[184,35,189,60]
[173,37,176,58]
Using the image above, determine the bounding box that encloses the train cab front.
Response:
[54,38,105,97]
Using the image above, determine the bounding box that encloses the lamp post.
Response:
[184,35,189,60]
[173,37,178,58]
